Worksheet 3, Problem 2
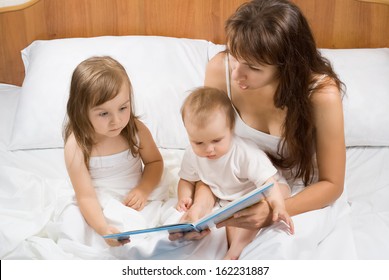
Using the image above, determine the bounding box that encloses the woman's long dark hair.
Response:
[226,0,344,185]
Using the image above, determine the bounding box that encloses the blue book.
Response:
[103,182,273,240]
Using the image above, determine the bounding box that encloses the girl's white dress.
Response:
[56,149,226,259]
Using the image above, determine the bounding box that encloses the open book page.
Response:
[103,182,273,240]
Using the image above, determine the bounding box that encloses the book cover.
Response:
[103,182,273,240]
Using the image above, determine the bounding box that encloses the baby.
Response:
[177,86,294,259]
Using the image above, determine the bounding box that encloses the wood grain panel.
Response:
[0,0,46,85]
[294,0,389,48]
[44,0,144,38]
[357,0,389,4]
[1,0,388,86]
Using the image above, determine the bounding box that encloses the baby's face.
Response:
[185,110,233,160]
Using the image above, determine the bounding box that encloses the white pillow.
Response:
[9,36,389,151]
[320,48,389,147]
[9,36,212,151]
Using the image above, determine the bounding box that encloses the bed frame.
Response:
[0,0,388,86]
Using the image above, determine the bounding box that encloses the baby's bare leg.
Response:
[224,226,259,260]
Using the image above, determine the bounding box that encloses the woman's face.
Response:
[229,54,279,91]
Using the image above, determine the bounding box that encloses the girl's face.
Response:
[229,54,279,91]
[184,110,233,160]
[88,82,131,141]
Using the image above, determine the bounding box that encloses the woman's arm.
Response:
[64,135,126,246]
[286,83,345,216]
[123,119,164,210]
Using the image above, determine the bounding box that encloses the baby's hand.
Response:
[103,226,130,247]
[272,207,295,235]
[123,188,147,210]
[176,197,193,212]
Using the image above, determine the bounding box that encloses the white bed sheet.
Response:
[345,147,389,259]
[1,84,388,259]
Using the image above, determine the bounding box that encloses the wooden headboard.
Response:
[1,0,388,86]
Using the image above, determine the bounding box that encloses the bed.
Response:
[0,0,389,260]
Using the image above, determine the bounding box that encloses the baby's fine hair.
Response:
[64,56,139,167]
[181,87,235,130]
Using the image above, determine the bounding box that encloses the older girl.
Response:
[63,56,163,248]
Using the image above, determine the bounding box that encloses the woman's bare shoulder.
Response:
[310,76,342,106]
[207,52,226,71]
[310,78,344,135]
[205,52,227,90]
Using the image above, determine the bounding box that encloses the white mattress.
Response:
[1,84,388,259]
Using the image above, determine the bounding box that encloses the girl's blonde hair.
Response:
[181,87,235,130]
[64,56,139,168]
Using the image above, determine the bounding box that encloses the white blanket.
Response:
[0,142,225,259]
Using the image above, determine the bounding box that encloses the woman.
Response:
[175,0,347,259]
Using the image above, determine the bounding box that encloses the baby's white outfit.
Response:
[179,136,277,201]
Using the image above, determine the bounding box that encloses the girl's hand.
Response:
[176,197,193,212]
[216,199,273,230]
[103,226,130,247]
[123,187,147,210]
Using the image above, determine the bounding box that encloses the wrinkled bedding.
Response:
[1,139,388,259]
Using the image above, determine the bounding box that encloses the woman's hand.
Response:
[272,206,295,235]
[168,202,212,241]
[168,229,211,241]
[216,199,273,230]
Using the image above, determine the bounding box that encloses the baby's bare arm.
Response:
[176,179,196,211]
